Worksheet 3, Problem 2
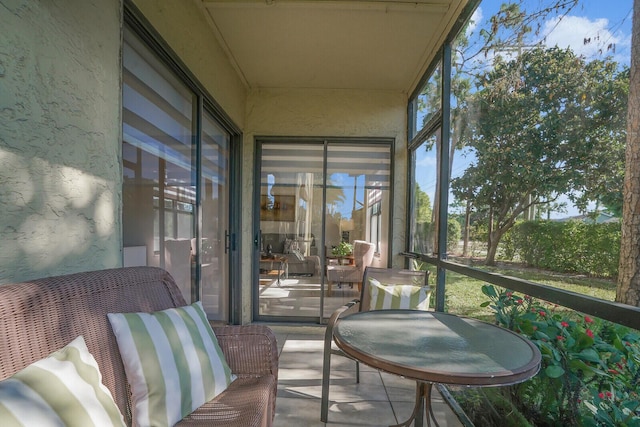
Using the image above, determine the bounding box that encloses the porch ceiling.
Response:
[198,0,468,93]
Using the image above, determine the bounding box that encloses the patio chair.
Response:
[320,266,432,422]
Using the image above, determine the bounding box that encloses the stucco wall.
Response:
[131,0,247,128]
[0,0,123,284]
[243,88,408,321]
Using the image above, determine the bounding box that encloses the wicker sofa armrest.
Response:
[212,324,279,380]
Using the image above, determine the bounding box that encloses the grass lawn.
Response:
[434,259,617,322]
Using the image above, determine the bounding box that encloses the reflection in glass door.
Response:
[122,27,196,304]
[323,143,391,319]
[122,26,232,321]
[199,111,230,321]
[256,139,391,322]
[258,143,325,320]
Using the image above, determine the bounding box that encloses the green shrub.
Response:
[503,220,621,278]
[447,218,462,253]
[474,285,640,426]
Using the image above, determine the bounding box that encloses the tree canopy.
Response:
[452,46,628,264]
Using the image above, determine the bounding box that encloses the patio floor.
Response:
[268,324,465,427]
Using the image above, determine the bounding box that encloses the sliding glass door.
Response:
[199,112,230,321]
[255,138,392,322]
[122,25,234,321]
[257,142,325,319]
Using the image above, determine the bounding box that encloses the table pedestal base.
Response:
[390,382,439,427]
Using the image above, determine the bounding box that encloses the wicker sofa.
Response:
[0,266,278,426]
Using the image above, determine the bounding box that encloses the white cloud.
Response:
[417,154,437,168]
[542,15,630,63]
[466,6,483,35]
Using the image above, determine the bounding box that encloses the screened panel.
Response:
[410,133,438,256]
[410,60,442,140]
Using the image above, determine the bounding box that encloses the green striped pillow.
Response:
[368,278,432,311]
[107,301,235,427]
[0,335,126,427]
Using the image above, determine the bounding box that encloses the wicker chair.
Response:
[0,267,278,426]
[320,266,431,422]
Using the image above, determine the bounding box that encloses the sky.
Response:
[470,0,633,64]
[415,0,634,219]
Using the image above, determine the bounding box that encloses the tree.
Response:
[452,47,628,265]
[414,183,433,223]
[415,1,581,255]
[412,183,434,253]
[617,0,640,306]
[571,63,628,216]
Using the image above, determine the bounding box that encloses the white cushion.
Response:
[291,249,306,261]
[0,336,125,427]
[108,301,236,427]
[368,278,432,311]
[283,238,293,254]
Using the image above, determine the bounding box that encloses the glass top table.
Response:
[333,310,541,426]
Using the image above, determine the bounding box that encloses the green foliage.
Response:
[503,220,621,278]
[331,241,353,257]
[447,218,462,253]
[413,219,462,254]
[413,221,435,254]
[476,285,640,426]
[414,183,432,223]
[452,387,534,427]
[469,220,488,243]
[451,46,627,265]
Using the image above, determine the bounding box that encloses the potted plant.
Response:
[332,241,353,264]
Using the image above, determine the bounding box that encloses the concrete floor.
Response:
[259,275,363,319]
[269,324,465,427]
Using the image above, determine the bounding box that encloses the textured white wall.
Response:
[243,88,408,321]
[0,0,123,284]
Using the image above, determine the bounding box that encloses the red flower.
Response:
[516,299,523,305]
[608,369,619,375]
[557,335,565,341]
[586,329,594,338]
[561,321,569,328]
[606,391,612,399]
[539,311,546,317]
[585,316,593,323]
[525,295,532,300]
[598,392,605,399]
[506,292,513,298]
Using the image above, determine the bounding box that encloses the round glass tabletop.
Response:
[333,310,541,386]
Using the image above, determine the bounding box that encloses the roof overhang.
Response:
[198,0,469,93]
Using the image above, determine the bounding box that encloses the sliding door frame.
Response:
[252,136,395,323]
